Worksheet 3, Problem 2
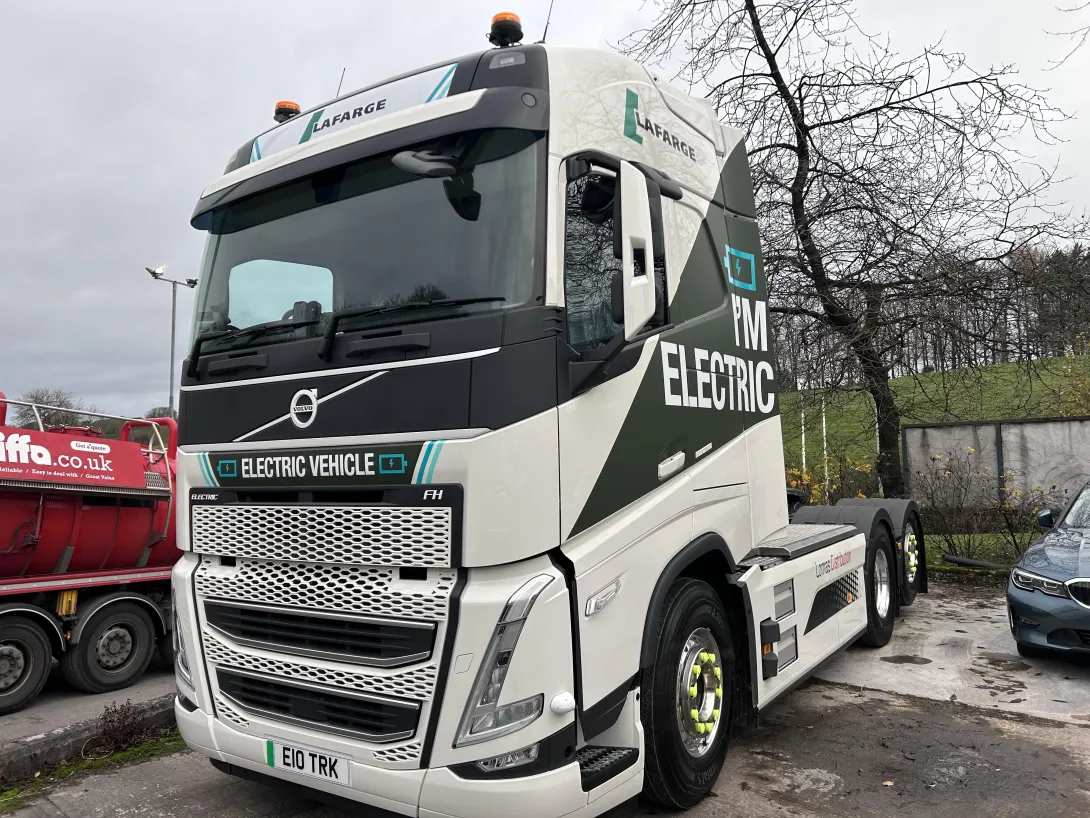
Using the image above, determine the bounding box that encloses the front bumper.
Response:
[1007,580,1090,653]
[175,698,642,817]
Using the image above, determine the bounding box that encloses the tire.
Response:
[640,578,733,809]
[900,515,923,606]
[61,602,156,694]
[0,616,53,716]
[1016,641,1048,659]
[857,528,896,648]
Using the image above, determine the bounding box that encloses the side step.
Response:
[576,746,638,791]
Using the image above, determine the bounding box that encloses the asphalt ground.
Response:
[8,577,1090,817]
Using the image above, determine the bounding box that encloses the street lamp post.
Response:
[145,266,198,417]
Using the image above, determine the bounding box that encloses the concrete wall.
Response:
[904,418,1090,503]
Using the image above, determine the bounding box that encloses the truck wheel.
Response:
[900,517,923,606]
[61,602,156,694]
[640,578,732,809]
[858,529,896,647]
[0,617,53,716]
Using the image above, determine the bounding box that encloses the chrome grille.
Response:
[202,627,438,701]
[191,504,452,566]
[195,558,455,621]
[1069,580,1090,609]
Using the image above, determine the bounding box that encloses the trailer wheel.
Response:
[640,578,732,809]
[0,616,53,716]
[900,516,923,605]
[61,602,155,694]
[858,528,896,647]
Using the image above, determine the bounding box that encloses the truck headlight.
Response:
[1011,567,1070,598]
[172,590,193,687]
[454,574,552,748]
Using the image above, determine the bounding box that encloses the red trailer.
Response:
[0,392,178,714]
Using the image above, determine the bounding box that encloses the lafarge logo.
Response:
[816,551,853,578]
[290,389,318,429]
[623,88,697,161]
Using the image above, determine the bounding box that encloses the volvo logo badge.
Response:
[289,389,318,429]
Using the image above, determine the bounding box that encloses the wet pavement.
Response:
[10,578,1090,817]
[816,578,1090,723]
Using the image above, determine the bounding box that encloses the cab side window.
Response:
[563,171,667,352]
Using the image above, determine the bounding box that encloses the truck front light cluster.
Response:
[475,743,540,773]
[454,574,552,748]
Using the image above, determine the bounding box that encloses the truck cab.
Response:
[172,21,924,817]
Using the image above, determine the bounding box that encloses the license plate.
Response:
[266,740,351,786]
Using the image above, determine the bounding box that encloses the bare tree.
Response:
[9,388,96,429]
[624,0,1077,495]
[1047,1,1090,68]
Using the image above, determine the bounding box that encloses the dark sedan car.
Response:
[1008,481,1090,657]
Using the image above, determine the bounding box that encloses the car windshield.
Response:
[190,128,544,353]
[1061,482,1090,528]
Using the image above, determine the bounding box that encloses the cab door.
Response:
[555,153,697,719]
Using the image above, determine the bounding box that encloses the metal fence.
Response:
[902,416,1090,502]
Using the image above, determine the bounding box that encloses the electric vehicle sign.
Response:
[0,429,148,488]
[202,442,436,487]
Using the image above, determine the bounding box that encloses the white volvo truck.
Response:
[171,15,927,817]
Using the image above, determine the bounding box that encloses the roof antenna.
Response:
[539,0,556,42]
[335,67,346,97]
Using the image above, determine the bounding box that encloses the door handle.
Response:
[658,451,686,480]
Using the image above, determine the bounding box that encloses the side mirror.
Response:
[1037,509,1054,529]
[618,160,656,341]
[443,173,481,222]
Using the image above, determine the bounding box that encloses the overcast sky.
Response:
[1,0,1086,418]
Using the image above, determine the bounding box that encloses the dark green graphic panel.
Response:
[569,140,779,537]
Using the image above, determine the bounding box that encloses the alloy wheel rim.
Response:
[674,627,725,758]
[875,548,892,619]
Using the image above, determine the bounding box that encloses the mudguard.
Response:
[836,498,928,601]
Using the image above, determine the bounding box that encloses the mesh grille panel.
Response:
[203,628,437,701]
[145,472,169,489]
[805,568,862,634]
[371,742,423,763]
[191,504,452,566]
[215,695,250,729]
[195,558,455,621]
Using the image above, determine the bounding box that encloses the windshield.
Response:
[190,128,544,352]
[1061,482,1090,528]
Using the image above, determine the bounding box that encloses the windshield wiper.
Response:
[318,297,506,361]
[186,317,320,378]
